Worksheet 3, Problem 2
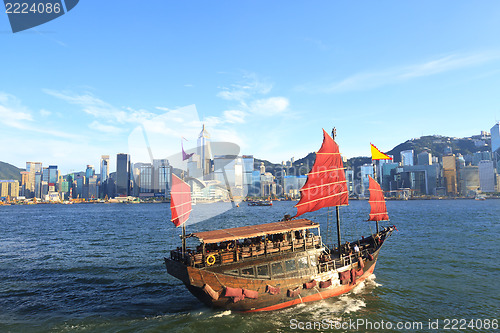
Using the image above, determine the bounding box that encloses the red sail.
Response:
[295,129,348,217]
[170,174,192,227]
[368,175,389,221]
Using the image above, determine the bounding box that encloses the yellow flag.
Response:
[371,143,392,160]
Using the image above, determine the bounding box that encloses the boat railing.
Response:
[171,235,322,268]
[317,248,372,273]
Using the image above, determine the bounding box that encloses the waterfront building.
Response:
[213,155,244,199]
[136,163,153,194]
[478,160,495,192]
[0,180,19,199]
[491,122,500,155]
[153,159,171,196]
[25,162,42,198]
[48,165,58,185]
[100,155,110,183]
[116,153,131,197]
[85,165,95,179]
[242,155,254,196]
[283,175,307,198]
[381,162,399,192]
[398,164,440,196]
[360,163,374,197]
[459,166,479,196]
[400,150,414,166]
[345,169,354,196]
[417,152,432,166]
[442,155,458,195]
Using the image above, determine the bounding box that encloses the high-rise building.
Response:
[360,163,374,197]
[25,162,42,198]
[417,152,432,166]
[478,160,495,192]
[400,150,414,166]
[442,155,457,195]
[48,165,58,185]
[197,124,212,177]
[153,159,171,195]
[242,155,254,196]
[459,166,479,196]
[116,153,131,197]
[85,165,95,180]
[491,122,500,154]
[100,155,110,183]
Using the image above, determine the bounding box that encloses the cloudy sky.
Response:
[1,1,500,174]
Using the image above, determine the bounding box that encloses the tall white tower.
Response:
[197,124,212,176]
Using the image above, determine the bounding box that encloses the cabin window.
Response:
[309,255,318,267]
[297,257,309,270]
[257,264,269,277]
[225,269,239,276]
[271,262,284,276]
[241,266,255,277]
[285,259,297,272]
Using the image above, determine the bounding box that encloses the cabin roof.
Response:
[189,219,319,244]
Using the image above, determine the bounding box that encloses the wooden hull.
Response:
[165,246,382,312]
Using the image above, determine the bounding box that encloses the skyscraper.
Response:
[400,150,414,166]
[478,160,495,192]
[25,162,42,198]
[100,155,110,183]
[197,124,212,177]
[491,122,500,168]
[491,122,500,154]
[116,153,131,197]
[442,155,457,195]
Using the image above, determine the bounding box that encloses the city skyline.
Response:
[2,2,500,173]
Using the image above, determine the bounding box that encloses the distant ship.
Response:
[247,200,273,206]
[165,129,396,312]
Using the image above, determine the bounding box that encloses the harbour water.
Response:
[0,200,498,332]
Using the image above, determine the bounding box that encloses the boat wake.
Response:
[211,310,232,318]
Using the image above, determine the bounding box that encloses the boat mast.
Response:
[372,163,379,234]
[332,127,342,256]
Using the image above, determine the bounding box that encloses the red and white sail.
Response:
[170,174,192,227]
[368,175,389,221]
[295,129,349,217]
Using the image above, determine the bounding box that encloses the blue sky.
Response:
[1,1,500,174]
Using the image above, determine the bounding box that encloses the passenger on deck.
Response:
[353,244,360,256]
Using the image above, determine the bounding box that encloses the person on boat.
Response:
[353,243,360,256]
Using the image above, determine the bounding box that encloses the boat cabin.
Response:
[170,219,322,268]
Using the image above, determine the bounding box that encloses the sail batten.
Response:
[170,174,192,227]
[294,129,349,217]
[368,175,389,221]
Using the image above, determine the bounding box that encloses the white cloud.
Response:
[299,51,500,93]
[223,110,246,123]
[43,89,156,124]
[217,73,290,118]
[89,121,124,134]
[249,97,289,115]
[0,92,34,129]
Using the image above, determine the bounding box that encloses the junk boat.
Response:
[165,129,395,312]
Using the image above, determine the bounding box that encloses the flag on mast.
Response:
[370,143,392,160]
[182,137,194,161]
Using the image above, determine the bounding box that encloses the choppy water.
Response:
[0,200,499,332]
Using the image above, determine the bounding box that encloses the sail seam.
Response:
[300,180,347,192]
[306,167,346,176]
[171,209,192,222]
[295,191,349,207]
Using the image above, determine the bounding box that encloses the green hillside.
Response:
[0,161,23,181]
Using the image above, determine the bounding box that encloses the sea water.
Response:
[0,200,498,332]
